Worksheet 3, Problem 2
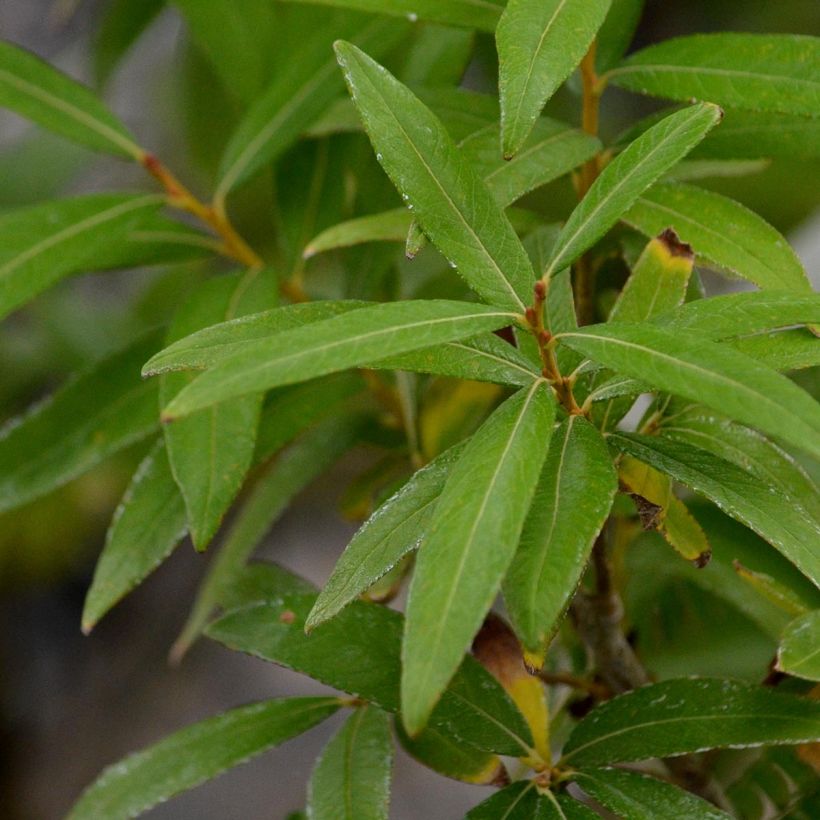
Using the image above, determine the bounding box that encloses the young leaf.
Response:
[215,16,406,199]
[625,183,812,292]
[207,595,535,756]
[335,42,535,312]
[776,611,820,682]
[307,441,467,630]
[82,439,187,633]
[144,300,370,375]
[68,697,340,819]
[0,333,160,515]
[496,0,611,157]
[559,323,820,460]
[171,414,363,661]
[402,381,555,735]
[607,34,820,117]
[159,301,520,419]
[572,767,731,819]
[504,416,617,660]
[466,782,598,819]
[0,40,143,158]
[281,0,504,31]
[610,433,820,589]
[545,103,722,277]
[307,706,393,820]
[0,193,163,320]
[561,677,820,767]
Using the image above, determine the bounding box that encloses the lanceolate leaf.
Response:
[496,0,611,157]
[607,34,820,117]
[308,706,392,820]
[545,103,721,277]
[504,416,617,658]
[281,0,504,31]
[624,184,812,292]
[559,323,820,460]
[595,0,644,73]
[0,40,143,158]
[68,698,340,819]
[561,678,820,766]
[467,782,598,819]
[307,442,467,630]
[727,329,820,372]
[335,42,535,312]
[304,209,412,257]
[160,301,520,419]
[402,381,554,735]
[215,15,406,198]
[573,767,731,819]
[0,193,163,320]
[610,433,820,589]
[776,611,820,682]
[207,594,535,756]
[0,333,160,515]
[82,439,187,633]
[94,0,165,85]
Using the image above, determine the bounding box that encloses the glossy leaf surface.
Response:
[777,611,820,682]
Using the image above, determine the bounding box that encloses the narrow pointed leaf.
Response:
[777,611,820,682]
[595,0,644,73]
[308,706,392,820]
[307,441,467,630]
[610,433,820,589]
[305,208,412,257]
[607,34,820,117]
[215,16,406,198]
[68,698,340,820]
[335,42,534,312]
[497,0,611,157]
[94,0,165,85]
[573,768,731,819]
[505,416,617,656]
[0,193,163,319]
[207,594,535,756]
[625,184,812,292]
[82,439,187,632]
[160,301,519,419]
[559,323,820,460]
[402,382,554,735]
[545,103,721,277]
[281,0,504,31]
[561,677,820,766]
[0,334,160,515]
[467,782,597,819]
[0,40,142,158]
[727,329,820,372]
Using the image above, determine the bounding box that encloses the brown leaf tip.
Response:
[658,228,694,260]
[692,550,712,569]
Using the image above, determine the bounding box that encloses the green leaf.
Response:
[624,184,812,292]
[160,276,272,550]
[545,103,721,277]
[402,382,554,735]
[207,595,535,756]
[0,333,160,515]
[397,23,475,88]
[160,301,520,419]
[777,610,820,682]
[466,782,598,819]
[307,442,466,630]
[573,767,731,819]
[144,301,369,375]
[651,290,820,340]
[94,0,165,85]
[610,433,820,589]
[82,439,187,632]
[727,329,820,372]
[171,414,363,661]
[0,40,142,158]
[561,677,820,767]
[0,193,163,320]
[280,0,504,31]
[308,706,392,820]
[505,416,617,658]
[304,208,412,257]
[373,335,540,387]
[607,34,820,118]
[68,697,340,819]
[559,323,820,460]
[215,16,406,199]
[595,0,644,73]
[496,0,611,157]
[335,42,534,312]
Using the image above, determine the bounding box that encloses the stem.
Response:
[537,671,609,700]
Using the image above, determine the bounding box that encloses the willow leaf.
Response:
[776,611,820,682]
